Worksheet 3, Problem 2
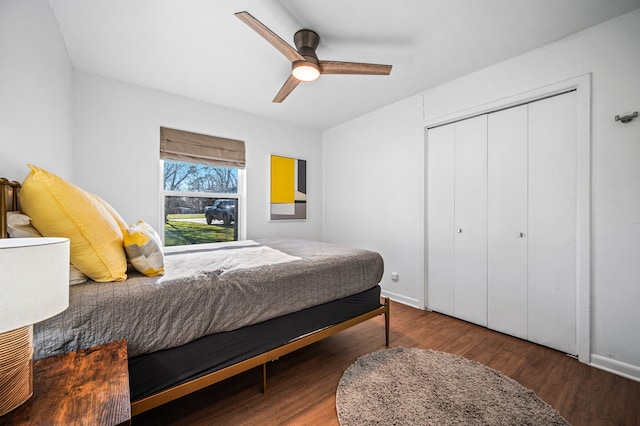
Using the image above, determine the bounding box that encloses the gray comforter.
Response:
[33,238,384,360]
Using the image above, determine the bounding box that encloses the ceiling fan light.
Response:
[292,61,320,82]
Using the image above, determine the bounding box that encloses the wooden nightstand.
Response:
[0,339,131,426]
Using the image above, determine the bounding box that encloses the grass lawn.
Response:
[164,219,235,246]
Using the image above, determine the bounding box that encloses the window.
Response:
[159,127,245,246]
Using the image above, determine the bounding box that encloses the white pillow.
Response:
[6,212,89,285]
[69,264,89,285]
[7,212,42,238]
[7,211,31,226]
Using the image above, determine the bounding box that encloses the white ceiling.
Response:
[49,0,640,130]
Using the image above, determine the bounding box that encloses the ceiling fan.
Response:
[235,11,393,103]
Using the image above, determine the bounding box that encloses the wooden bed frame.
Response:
[0,177,390,416]
[132,301,389,415]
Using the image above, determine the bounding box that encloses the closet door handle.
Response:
[518,232,525,238]
[457,228,463,233]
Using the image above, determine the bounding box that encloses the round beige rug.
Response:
[336,347,569,425]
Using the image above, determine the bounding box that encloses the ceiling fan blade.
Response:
[319,61,392,75]
[235,11,304,63]
[273,75,301,103]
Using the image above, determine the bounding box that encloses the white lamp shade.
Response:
[0,238,70,333]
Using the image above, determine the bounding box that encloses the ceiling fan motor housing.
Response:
[294,29,320,63]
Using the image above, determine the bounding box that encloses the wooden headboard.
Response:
[0,177,21,238]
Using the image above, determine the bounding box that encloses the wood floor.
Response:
[133,300,640,426]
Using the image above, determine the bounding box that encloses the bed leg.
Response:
[262,363,267,394]
[384,297,390,347]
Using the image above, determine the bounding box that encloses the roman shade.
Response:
[160,127,245,169]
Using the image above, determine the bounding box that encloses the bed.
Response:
[1,177,389,416]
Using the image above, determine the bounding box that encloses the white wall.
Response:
[323,95,425,307]
[0,0,74,181]
[73,72,323,240]
[323,9,640,380]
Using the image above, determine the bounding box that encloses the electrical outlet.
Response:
[391,272,399,282]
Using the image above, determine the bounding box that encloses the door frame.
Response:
[423,73,591,364]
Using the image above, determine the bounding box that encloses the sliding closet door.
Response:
[487,105,528,339]
[426,124,455,316]
[453,116,488,326]
[528,92,577,355]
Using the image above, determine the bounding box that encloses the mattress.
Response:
[33,238,384,360]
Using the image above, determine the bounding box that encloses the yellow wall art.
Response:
[270,155,306,220]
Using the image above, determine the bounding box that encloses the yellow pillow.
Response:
[90,193,128,236]
[20,164,127,282]
[124,220,164,277]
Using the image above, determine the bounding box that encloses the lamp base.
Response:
[0,325,33,417]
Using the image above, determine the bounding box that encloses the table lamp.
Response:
[0,237,70,416]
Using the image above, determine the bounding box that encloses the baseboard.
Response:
[590,354,640,383]
[380,290,421,309]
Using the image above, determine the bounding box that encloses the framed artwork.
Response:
[270,154,307,220]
